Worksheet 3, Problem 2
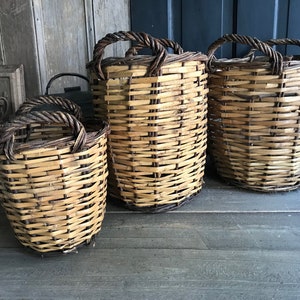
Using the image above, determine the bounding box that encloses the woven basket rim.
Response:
[0,120,109,159]
[210,55,300,70]
[2,125,108,157]
[101,52,208,68]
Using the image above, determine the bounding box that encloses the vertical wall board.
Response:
[83,0,96,62]
[0,21,6,65]
[0,0,131,97]
[274,0,289,55]
[130,0,168,39]
[236,0,280,56]
[130,0,183,54]
[236,0,278,39]
[182,0,234,57]
[93,0,130,59]
[286,0,300,56]
[169,0,182,46]
[0,0,39,97]
[33,0,90,94]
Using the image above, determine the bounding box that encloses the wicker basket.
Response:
[207,34,300,192]
[0,110,109,253]
[87,31,208,212]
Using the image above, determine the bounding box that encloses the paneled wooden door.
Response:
[131,0,300,57]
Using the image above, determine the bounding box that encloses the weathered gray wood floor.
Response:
[1,166,300,300]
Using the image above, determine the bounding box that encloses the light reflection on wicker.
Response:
[88,31,208,212]
[207,34,300,192]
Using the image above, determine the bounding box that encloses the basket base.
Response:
[107,192,199,213]
[16,234,98,257]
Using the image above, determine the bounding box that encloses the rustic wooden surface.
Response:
[1,165,300,299]
[0,0,130,98]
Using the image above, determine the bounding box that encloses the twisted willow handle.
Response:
[266,38,300,47]
[16,95,82,121]
[0,110,87,160]
[87,31,168,80]
[125,37,184,56]
[207,34,283,75]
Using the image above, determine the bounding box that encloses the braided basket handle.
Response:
[266,38,300,47]
[16,95,82,121]
[0,111,87,160]
[246,38,300,59]
[125,38,184,56]
[87,31,168,80]
[207,34,283,75]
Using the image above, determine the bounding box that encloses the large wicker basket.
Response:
[0,110,109,253]
[87,31,208,212]
[207,34,300,192]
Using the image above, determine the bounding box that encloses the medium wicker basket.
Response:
[87,31,208,212]
[0,110,109,253]
[207,34,300,192]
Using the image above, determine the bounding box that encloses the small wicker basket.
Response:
[207,34,300,192]
[0,110,109,253]
[87,31,208,212]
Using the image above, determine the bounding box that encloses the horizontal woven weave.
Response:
[0,110,109,253]
[88,31,208,211]
[207,34,300,192]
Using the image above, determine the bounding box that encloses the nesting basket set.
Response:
[0,31,299,254]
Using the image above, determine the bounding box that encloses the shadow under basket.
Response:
[207,34,300,192]
[0,110,109,253]
[88,31,208,212]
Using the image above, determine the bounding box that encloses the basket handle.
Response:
[45,72,89,95]
[87,31,168,80]
[207,34,283,74]
[125,38,184,56]
[266,38,300,47]
[0,110,87,160]
[246,38,300,60]
[16,95,82,121]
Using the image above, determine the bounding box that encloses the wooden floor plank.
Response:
[2,212,300,251]
[0,248,300,299]
[105,172,300,213]
[106,186,300,213]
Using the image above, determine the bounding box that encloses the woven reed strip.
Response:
[88,31,208,211]
[207,34,300,192]
[0,111,109,253]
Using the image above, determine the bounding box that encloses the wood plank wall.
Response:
[0,0,130,98]
[131,0,300,57]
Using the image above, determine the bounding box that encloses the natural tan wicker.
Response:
[207,34,300,192]
[87,31,208,212]
[0,110,109,253]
